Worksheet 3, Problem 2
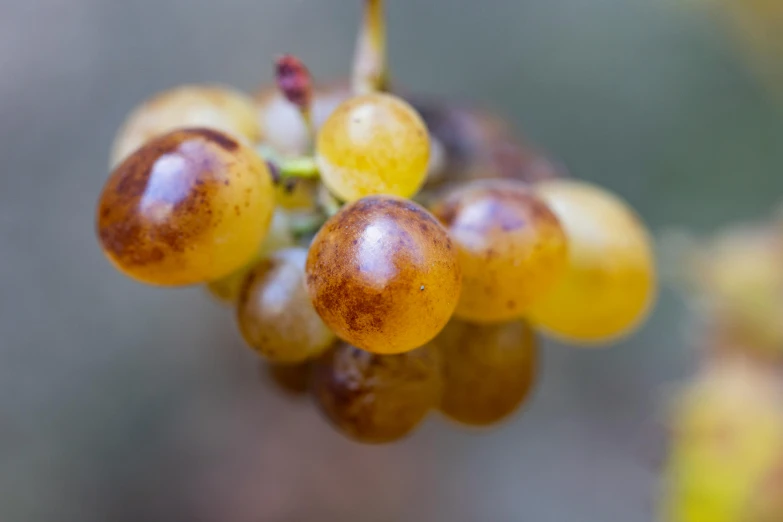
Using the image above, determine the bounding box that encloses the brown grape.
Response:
[430,318,538,427]
[407,96,566,187]
[306,195,461,354]
[430,179,568,323]
[237,248,335,363]
[311,342,441,443]
[96,128,275,286]
[111,85,260,167]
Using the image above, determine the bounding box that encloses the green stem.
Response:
[278,156,319,180]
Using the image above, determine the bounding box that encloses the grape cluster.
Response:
[95,0,657,443]
[659,211,783,520]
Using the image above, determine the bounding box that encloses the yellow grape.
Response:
[306,196,461,354]
[662,360,783,522]
[110,85,260,167]
[96,128,275,286]
[528,180,656,343]
[206,210,295,303]
[237,248,336,363]
[316,93,430,202]
[431,179,568,323]
[311,342,441,444]
[430,318,538,427]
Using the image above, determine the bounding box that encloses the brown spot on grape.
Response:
[188,127,240,152]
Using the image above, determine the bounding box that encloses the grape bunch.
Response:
[95,0,657,443]
[659,211,783,521]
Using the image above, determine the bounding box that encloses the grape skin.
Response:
[430,318,538,427]
[316,93,430,202]
[97,128,275,286]
[430,179,568,323]
[306,195,461,354]
[110,85,260,167]
[311,342,441,444]
[237,248,335,363]
[528,180,656,343]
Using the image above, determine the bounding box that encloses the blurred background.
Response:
[2,0,783,520]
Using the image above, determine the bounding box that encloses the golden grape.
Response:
[237,248,336,363]
[430,318,538,427]
[311,342,441,444]
[306,196,461,354]
[528,180,656,343]
[97,128,275,286]
[430,179,568,323]
[110,85,260,167]
[316,93,430,201]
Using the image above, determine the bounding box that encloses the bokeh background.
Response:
[2,0,782,520]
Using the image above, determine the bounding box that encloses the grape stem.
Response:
[278,156,319,180]
[352,0,388,94]
[258,145,320,183]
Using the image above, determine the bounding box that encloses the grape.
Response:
[430,318,538,427]
[407,96,566,187]
[206,210,295,304]
[262,361,312,397]
[311,342,441,444]
[96,128,275,286]
[528,180,656,343]
[316,93,430,202]
[237,248,336,363]
[110,85,260,167]
[306,195,461,354]
[256,83,350,156]
[430,179,568,323]
[662,361,783,522]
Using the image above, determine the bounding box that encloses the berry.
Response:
[311,342,441,444]
[528,180,656,343]
[316,93,430,201]
[431,179,568,323]
[110,85,260,167]
[306,195,461,354]
[431,318,538,426]
[237,248,335,363]
[662,360,783,522]
[97,128,275,286]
